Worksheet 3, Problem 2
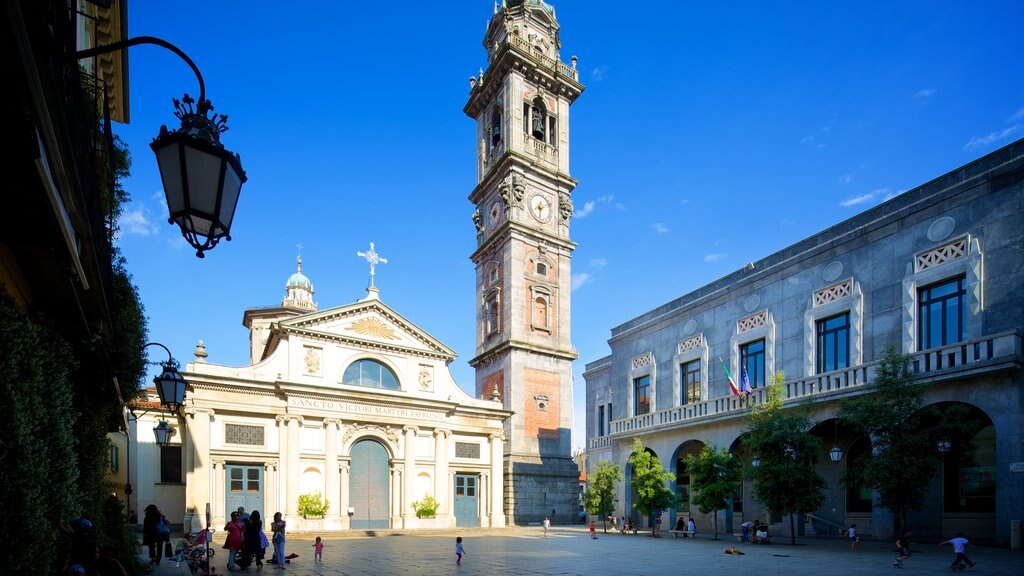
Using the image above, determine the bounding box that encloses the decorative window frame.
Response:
[224,422,267,448]
[901,235,983,354]
[672,333,708,406]
[486,260,502,286]
[628,352,656,416]
[531,255,551,278]
[530,284,552,332]
[484,286,502,336]
[803,278,864,376]
[728,309,776,395]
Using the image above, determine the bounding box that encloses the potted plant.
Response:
[297,493,329,518]
[412,495,440,519]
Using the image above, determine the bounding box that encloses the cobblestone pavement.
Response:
[144,526,1022,576]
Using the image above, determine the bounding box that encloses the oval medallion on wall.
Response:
[744,294,761,313]
[823,261,844,283]
[683,319,697,336]
[927,216,957,243]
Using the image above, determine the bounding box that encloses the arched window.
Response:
[535,260,548,277]
[490,107,502,147]
[530,97,546,141]
[342,359,400,390]
[534,296,548,329]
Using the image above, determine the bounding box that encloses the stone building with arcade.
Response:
[584,140,1024,545]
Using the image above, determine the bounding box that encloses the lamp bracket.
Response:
[72,36,207,105]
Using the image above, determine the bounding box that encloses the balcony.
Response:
[588,331,1022,449]
[522,132,559,168]
[508,36,579,82]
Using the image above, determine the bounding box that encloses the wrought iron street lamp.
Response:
[74,36,246,257]
[937,436,951,538]
[145,342,187,412]
[751,455,760,468]
[153,420,177,446]
[829,445,844,463]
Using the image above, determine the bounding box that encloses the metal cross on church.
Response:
[356,242,388,288]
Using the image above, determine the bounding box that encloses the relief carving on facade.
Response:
[915,237,967,272]
[346,317,399,340]
[342,423,399,453]
[813,279,852,307]
[303,346,322,376]
[418,364,434,391]
[737,310,768,333]
[558,193,573,222]
[499,173,526,216]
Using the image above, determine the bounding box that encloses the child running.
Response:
[455,536,466,565]
[940,532,977,571]
[848,523,860,551]
[313,536,324,562]
[893,529,911,568]
[589,521,598,540]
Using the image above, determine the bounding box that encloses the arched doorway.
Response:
[349,439,390,529]
[669,440,705,531]
[928,402,995,541]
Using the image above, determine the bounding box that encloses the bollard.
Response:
[1011,519,1021,550]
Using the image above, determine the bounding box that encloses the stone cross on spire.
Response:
[356,242,388,288]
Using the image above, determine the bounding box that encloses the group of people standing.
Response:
[222,507,289,571]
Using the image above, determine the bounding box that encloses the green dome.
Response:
[286,256,313,290]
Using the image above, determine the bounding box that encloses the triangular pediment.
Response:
[274,298,456,360]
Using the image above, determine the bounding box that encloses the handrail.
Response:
[805,513,845,533]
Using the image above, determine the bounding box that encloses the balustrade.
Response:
[594,332,1020,439]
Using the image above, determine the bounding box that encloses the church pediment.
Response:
[274,299,456,361]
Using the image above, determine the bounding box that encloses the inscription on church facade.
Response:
[288,397,445,421]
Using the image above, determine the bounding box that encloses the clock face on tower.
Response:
[488,201,502,228]
[529,194,551,222]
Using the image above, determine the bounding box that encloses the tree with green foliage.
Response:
[837,345,961,537]
[583,460,624,533]
[746,372,827,545]
[627,439,675,536]
[685,444,742,540]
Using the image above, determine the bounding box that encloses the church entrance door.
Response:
[225,464,263,520]
[453,473,479,527]
[349,439,389,529]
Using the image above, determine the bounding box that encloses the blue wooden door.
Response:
[225,464,263,520]
[453,474,479,527]
[349,440,389,529]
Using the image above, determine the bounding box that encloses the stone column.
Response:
[264,461,278,519]
[390,465,402,524]
[403,426,418,526]
[324,419,341,527]
[212,460,226,528]
[480,472,489,525]
[183,407,214,531]
[286,416,302,520]
[433,429,450,516]
[339,462,350,529]
[489,433,506,527]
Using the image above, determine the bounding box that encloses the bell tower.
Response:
[465,0,583,525]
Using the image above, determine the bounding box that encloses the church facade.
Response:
[584,140,1024,545]
[465,0,585,525]
[175,259,509,533]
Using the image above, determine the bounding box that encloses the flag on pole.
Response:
[720,357,741,397]
[740,365,754,397]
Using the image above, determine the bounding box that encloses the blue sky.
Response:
[115,1,1024,451]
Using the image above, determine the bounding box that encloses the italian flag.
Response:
[720,357,741,397]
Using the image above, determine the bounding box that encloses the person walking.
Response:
[313,536,324,562]
[271,512,287,569]
[142,505,170,565]
[543,516,550,538]
[455,536,466,565]
[940,532,977,571]
[224,511,243,571]
[589,521,598,540]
